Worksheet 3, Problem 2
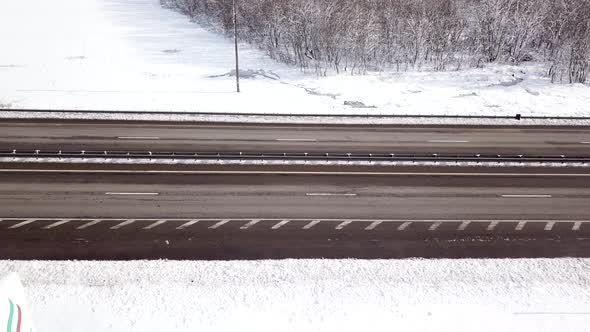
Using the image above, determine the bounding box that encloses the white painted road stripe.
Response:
[3,218,590,223]
[144,220,167,230]
[573,222,582,231]
[9,219,36,229]
[303,220,321,229]
[365,221,383,230]
[516,221,527,231]
[336,220,353,230]
[240,219,261,229]
[111,219,135,230]
[272,220,290,229]
[502,194,552,198]
[43,219,71,229]
[275,138,318,142]
[429,222,443,231]
[209,219,230,229]
[458,221,471,231]
[4,169,590,177]
[176,220,199,230]
[77,219,101,229]
[398,222,412,231]
[105,192,159,196]
[488,221,500,231]
[306,193,357,197]
[545,221,556,231]
[427,140,470,143]
[117,136,160,140]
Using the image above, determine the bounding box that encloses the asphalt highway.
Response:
[1,169,590,259]
[2,120,590,155]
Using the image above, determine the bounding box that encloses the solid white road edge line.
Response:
[3,169,590,177]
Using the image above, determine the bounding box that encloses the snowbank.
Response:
[2,259,590,332]
[0,0,589,118]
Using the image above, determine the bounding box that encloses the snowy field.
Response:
[2,259,590,332]
[0,0,589,117]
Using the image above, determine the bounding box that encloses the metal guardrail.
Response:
[1,150,589,163]
[3,109,590,120]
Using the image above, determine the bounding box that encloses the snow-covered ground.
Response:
[2,259,590,332]
[0,0,588,116]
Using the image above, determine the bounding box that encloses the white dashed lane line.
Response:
[427,140,470,143]
[429,221,443,231]
[398,222,412,231]
[240,219,261,229]
[271,220,290,229]
[335,220,353,230]
[365,221,383,230]
[43,219,71,229]
[306,193,357,197]
[275,138,318,142]
[143,220,167,230]
[303,220,321,229]
[110,219,136,230]
[9,219,36,229]
[117,136,160,140]
[77,219,102,229]
[487,221,500,231]
[105,192,159,196]
[176,220,199,230]
[209,219,230,229]
[501,194,552,198]
[458,221,471,231]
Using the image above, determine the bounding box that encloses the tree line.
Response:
[162,0,590,83]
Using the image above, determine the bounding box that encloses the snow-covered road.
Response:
[1,0,589,116]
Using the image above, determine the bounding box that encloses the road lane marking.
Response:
[209,219,230,229]
[9,219,36,229]
[117,136,160,140]
[275,138,317,142]
[43,219,71,229]
[545,221,556,231]
[429,222,443,231]
[573,222,582,231]
[144,220,167,230]
[458,221,471,231]
[501,194,552,198]
[176,220,199,230]
[110,219,135,230]
[365,221,383,230]
[105,192,159,196]
[5,170,590,177]
[580,142,590,144]
[487,221,500,231]
[240,219,261,229]
[427,140,470,143]
[306,193,357,197]
[516,221,527,231]
[77,219,101,229]
[272,220,290,229]
[303,220,321,229]
[336,220,353,230]
[398,222,412,231]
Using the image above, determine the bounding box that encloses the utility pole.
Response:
[233,0,240,93]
